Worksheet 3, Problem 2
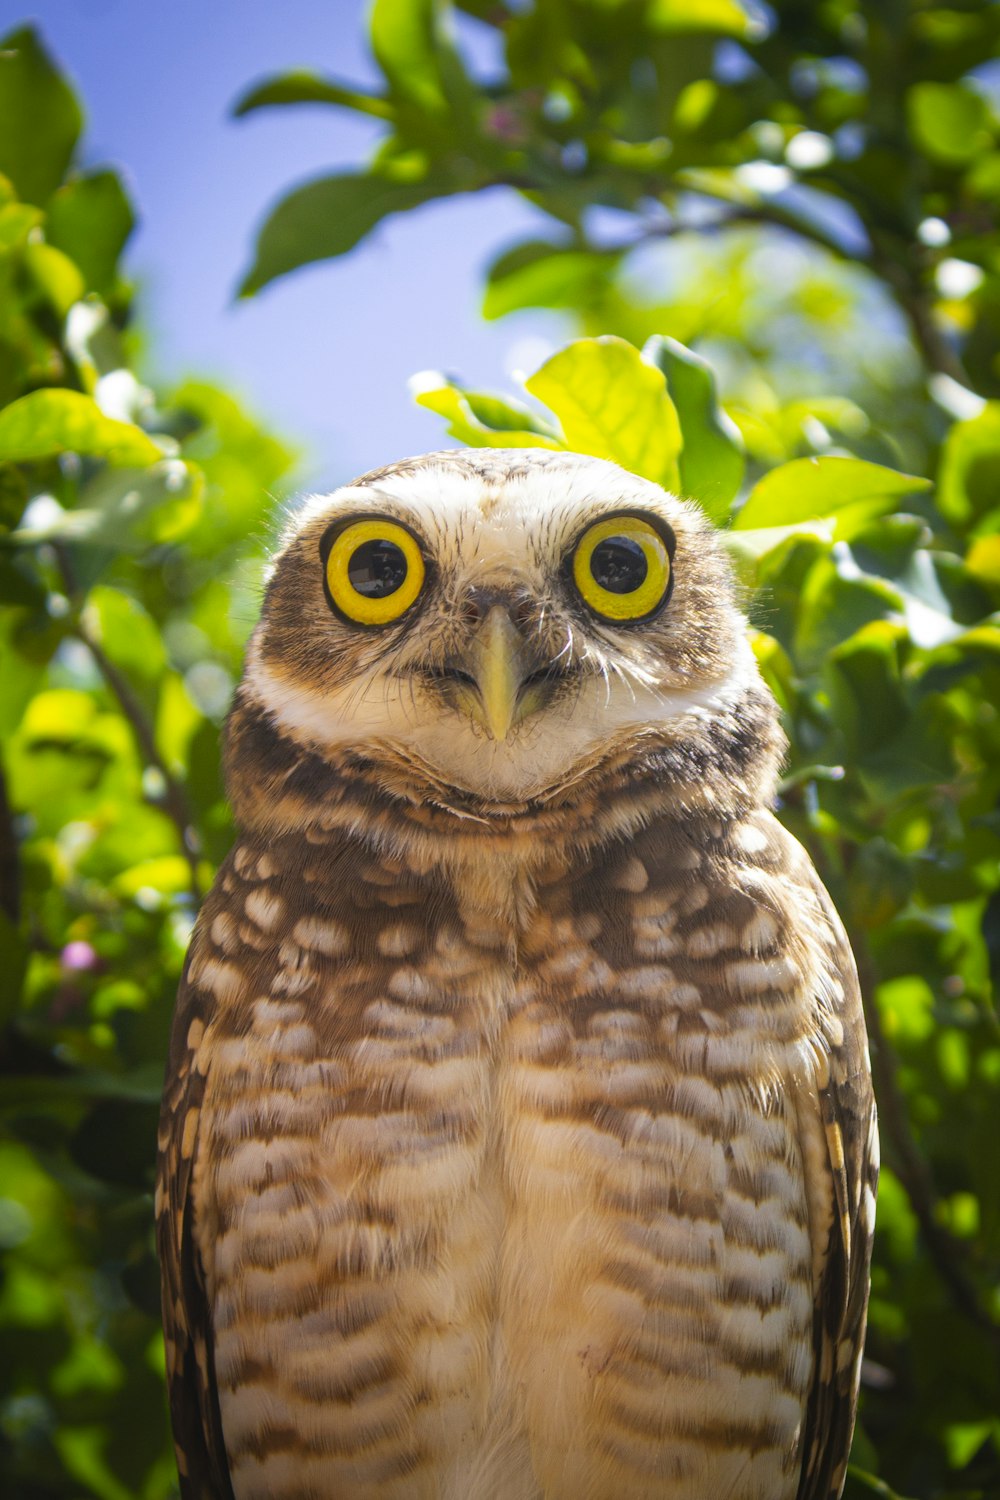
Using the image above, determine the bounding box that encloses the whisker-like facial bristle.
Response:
[248,448,751,805]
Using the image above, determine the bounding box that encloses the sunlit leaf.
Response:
[907,82,992,166]
[965,535,1000,588]
[412,372,562,448]
[0,390,162,466]
[23,241,85,315]
[734,456,931,531]
[0,199,41,249]
[938,401,1000,526]
[943,1419,997,1470]
[646,0,750,34]
[113,855,193,902]
[525,336,682,489]
[370,0,451,113]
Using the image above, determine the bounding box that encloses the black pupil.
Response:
[590,536,647,594]
[348,538,408,598]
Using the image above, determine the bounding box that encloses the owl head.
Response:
[232,449,775,811]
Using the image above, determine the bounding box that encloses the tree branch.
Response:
[615,180,976,391]
[54,546,203,903]
[850,928,999,1357]
[874,254,974,390]
[799,817,1000,1357]
[0,763,20,925]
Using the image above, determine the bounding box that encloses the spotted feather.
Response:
[156,448,878,1500]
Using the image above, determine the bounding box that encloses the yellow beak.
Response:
[467,605,529,741]
[435,602,557,741]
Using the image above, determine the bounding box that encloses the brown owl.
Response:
[157,448,878,1500]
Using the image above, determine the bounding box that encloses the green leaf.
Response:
[412,373,562,448]
[0,25,82,205]
[23,242,85,315]
[966,534,1000,588]
[0,390,162,466]
[0,463,28,529]
[525,337,682,489]
[844,1464,916,1499]
[645,0,750,34]
[0,199,41,250]
[734,456,930,532]
[827,621,908,757]
[643,335,744,522]
[943,1419,998,1471]
[483,240,620,320]
[907,82,992,166]
[81,587,167,682]
[77,460,204,547]
[876,975,936,1043]
[938,401,1000,527]
[239,169,454,295]
[113,855,194,903]
[233,70,393,121]
[370,0,450,113]
[722,519,834,582]
[793,551,905,670]
[45,170,135,295]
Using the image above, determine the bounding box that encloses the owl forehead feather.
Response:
[282,449,706,577]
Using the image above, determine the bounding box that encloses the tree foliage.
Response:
[0,26,295,1497]
[1,6,999,1499]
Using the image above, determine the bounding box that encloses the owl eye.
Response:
[323,517,426,626]
[570,513,674,622]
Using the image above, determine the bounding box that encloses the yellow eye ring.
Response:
[571,514,673,622]
[323,518,426,626]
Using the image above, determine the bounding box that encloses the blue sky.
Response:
[18,0,568,488]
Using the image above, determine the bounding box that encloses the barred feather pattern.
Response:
[157,682,877,1500]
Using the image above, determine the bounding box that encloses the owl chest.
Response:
[199,852,816,1499]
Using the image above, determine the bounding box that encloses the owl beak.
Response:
[440,597,548,738]
[468,605,528,741]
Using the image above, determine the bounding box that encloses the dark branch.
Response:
[852,930,999,1355]
[54,545,204,902]
[0,764,20,925]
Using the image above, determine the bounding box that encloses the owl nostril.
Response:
[429,665,478,690]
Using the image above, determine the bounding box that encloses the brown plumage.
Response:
[157,449,877,1500]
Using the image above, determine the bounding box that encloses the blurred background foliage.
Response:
[1,3,999,1498]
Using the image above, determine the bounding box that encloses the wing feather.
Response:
[156,934,235,1500]
[793,869,879,1500]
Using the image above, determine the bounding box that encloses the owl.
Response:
[157,448,878,1500]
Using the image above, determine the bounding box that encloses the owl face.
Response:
[243,450,757,802]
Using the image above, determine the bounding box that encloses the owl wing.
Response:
[792,867,879,1500]
[156,940,235,1500]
